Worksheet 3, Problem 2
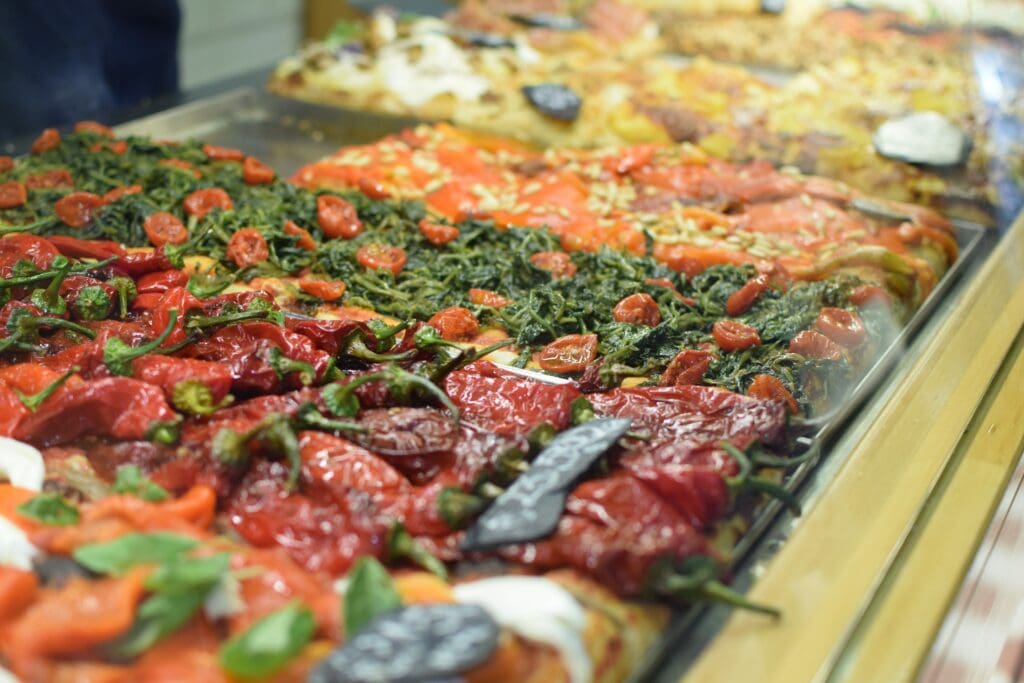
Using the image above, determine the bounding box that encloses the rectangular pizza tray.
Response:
[113,86,992,682]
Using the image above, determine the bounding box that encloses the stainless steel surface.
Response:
[111,87,1004,682]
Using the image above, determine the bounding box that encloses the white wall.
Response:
[179,0,303,90]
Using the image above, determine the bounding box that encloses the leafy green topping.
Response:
[112,464,170,502]
[16,493,80,526]
[218,601,315,678]
[73,532,199,575]
[343,556,403,637]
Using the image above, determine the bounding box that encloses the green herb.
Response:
[73,532,199,575]
[218,601,315,678]
[16,493,80,526]
[343,556,403,636]
[108,552,231,658]
[112,464,170,502]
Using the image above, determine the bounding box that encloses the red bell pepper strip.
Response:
[443,362,581,438]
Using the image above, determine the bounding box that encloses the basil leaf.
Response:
[112,464,169,502]
[16,493,79,526]
[145,552,232,594]
[107,590,206,659]
[344,556,403,636]
[73,532,198,575]
[219,601,315,678]
[108,552,231,658]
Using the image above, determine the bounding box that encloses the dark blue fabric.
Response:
[0,0,180,139]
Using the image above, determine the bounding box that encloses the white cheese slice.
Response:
[0,438,44,492]
[453,576,592,683]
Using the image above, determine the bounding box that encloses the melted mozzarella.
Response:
[453,576,592,683]
[0,665,18,682]
[0,438,44,492]
[377,33,490,108]
[0,516,37,570]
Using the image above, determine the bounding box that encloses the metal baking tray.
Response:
[114,86,991,682]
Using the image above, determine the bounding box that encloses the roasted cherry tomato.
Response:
[283,220,317,250]
[814,307,866,348]
[242,156,275,185]
[31,128,60,154]
[299,278,347,302]
[849,284,893,309]
[539,333,598,373]
[358,177,391,199]
[468,288,510,308]
[428,306,479,341]
[746,374,799,414]
[613,293,661,326]
[644,277,697,305]
[418,219,460,246]
[711,320,761,351]
[143,212,189,247]
[226,228,270,268]
[24,168,73,189]
[530,251,577,279]
[90,140,128,155]
[0,181,26,209]
[0,156,13,173]
[661,349,713,386]
[102,184,141,203]
[356,243,407,276]
[726,274,769,316]
[73,120,114,137]
[202,143,244,161]
[183,187,233,219]
[54,192,105,228]
[788,330,845,361]
[317,195,363,239]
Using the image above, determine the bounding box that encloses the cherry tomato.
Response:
[54,192,105,228]
[661,349,713,386]
[539,333,598,373]
[183,187,233,219]
[95,140,128,155]
[814,307,866,348]
[356,243,407,276]
[468,288,510,308]
[299,278,347,302]
[283,220,317,250]
[358,177,391,199]
[726,274,769,316]
[849,284,893,309]
[428,307,479,342]
[73,120,114,137]
[788,330,844,361]
[31,128,60,154]
[317,195,363,239]
[711,320,761,352]
[143,212,189,247]
[242,156,275,185]
[226,228,270,268]
[0,181,27,209]
[0,156,13,173]
[418,219,460,246]
[202,144,244,161]
[25,168,73,189]
[102,184,142,203]
[613,293,661,326]
[530,251,577,278]
[746,374,799,414]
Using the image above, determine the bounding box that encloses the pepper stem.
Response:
[15,365,79,412]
